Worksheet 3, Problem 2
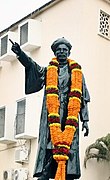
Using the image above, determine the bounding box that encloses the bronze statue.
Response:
[11,37,90,180]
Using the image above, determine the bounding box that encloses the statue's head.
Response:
[51,37,72,64]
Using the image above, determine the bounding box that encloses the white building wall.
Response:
[0,0,110,179]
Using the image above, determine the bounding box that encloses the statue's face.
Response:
[55,44,70,63]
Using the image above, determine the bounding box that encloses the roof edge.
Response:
[0,0,61,36]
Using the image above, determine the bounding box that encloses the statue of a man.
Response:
[11,37,90,180]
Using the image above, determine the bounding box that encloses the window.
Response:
[16,99,26,135]
[99,10,110,39]
[20,22,28,46]
[0,107,5,138]
[0,35,8,56]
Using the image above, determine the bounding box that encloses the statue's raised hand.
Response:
[11,42,21,56]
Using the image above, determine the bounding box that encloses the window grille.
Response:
[16,99,26,135]
[0,107,5,138]
[99,10,110,39]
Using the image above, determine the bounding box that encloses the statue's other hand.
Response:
[11,42,21,56]
[82,121,89,137]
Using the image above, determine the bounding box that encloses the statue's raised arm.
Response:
[11,42,46,94]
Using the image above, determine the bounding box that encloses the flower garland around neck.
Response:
[46,57,82,180]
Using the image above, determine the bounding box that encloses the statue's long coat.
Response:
[18,51,90,179]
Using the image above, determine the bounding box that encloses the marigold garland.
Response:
[46,57,82,180]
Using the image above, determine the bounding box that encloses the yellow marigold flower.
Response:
[69,96,81,103]
[72,68,82,73]
[52,59,59,64]
[49,123,61,127]
[53,154,69,161]
[47,65,57,70]
[46,85,58,90]
[57,144,70,149]
[47,94,58,97]
[65,125,76,131]
[48,113,60,117]
[67,59,76,65]
[71,88,82,94]
[67,116,78,121]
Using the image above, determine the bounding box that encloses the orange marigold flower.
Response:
[46,58,82,180]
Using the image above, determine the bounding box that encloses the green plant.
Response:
[84,133,110,168]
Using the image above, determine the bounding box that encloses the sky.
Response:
[0,0,50,32]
